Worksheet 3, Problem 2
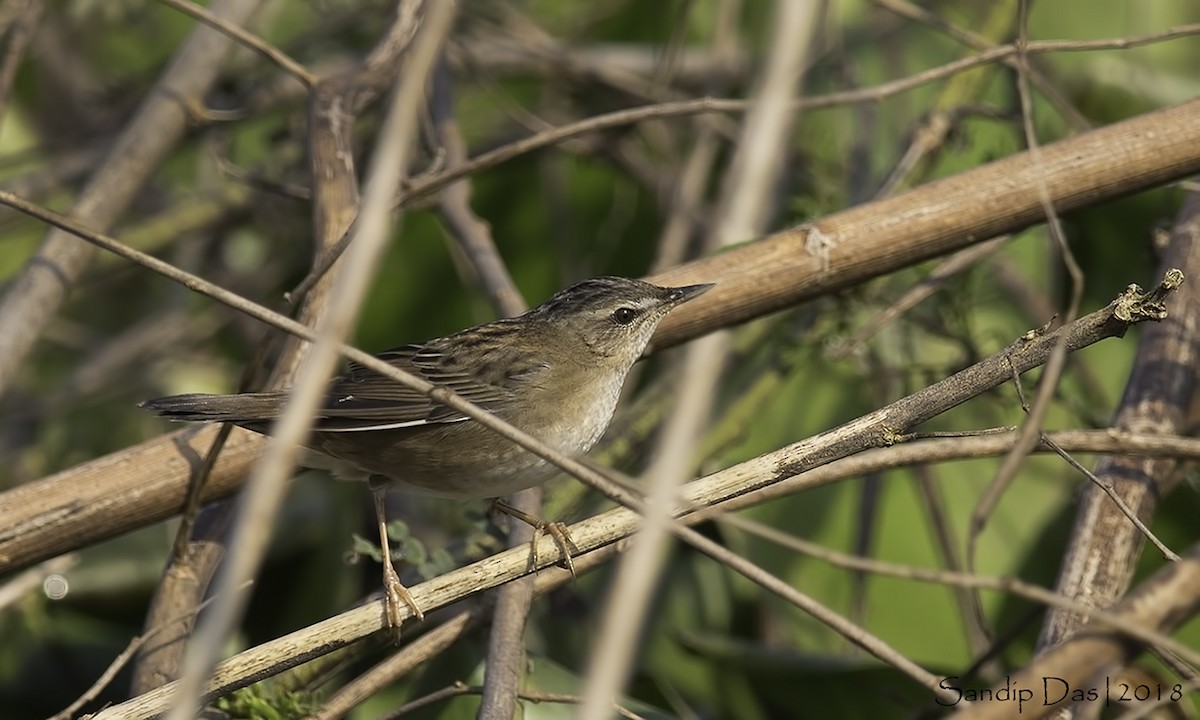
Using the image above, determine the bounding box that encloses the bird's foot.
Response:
[491,499,577,576]
[371,478,423,637]
[534,519,576,578]
[381,563,423,639]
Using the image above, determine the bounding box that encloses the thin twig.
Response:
[51,590,232,720]
[0,0,263,401]
[0,0,42,124]
[1039,434,1179,561]
[309,609,476,719]
[156,0,317,86]
[719,514,1200,669]
[966,1,1089,636]
[831,236,1012,358]
[380,681,647,720]
[871,0,1091,131]
[393,25,1200,209]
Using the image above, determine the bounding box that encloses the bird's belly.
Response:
[312,423,567,499]
[386,460,555,498]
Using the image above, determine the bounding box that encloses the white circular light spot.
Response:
[43,574,69,600]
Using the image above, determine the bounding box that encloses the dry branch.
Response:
[650,96,1200,346]
[949,540,1200,720]
[1038,194,1200,649]
[2,98,1199,576]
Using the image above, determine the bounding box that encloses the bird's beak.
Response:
[664,282,715,306]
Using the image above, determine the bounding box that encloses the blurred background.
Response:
[1,1,1198,718]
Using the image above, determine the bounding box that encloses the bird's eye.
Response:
[611,307,639,325]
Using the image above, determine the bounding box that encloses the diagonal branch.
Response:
[949,540,1200,720]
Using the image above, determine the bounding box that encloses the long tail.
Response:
[140,392,288,424]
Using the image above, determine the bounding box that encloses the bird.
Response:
[143,275,713,629]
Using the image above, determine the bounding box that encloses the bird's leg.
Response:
[368,477,424,630]
[490,499,577,577]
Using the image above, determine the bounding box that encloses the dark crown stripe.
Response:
[530,276,661,317]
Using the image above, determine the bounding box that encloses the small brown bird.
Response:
[144,276,712,627]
